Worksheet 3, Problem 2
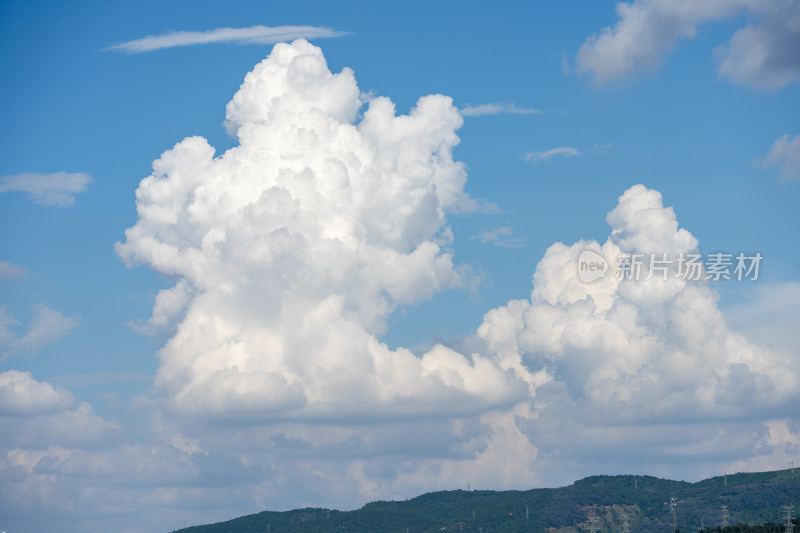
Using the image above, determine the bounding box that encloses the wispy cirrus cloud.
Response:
[592,142,614,154]
[470,225,525,248]
[522,146,582,162]
[106,25,349,53]
[522,143,613,162]
[460,102,541,117]
[1,303,79,357]
[0,172,93,207]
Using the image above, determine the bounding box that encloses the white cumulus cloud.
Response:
[715,1,800,89]
[106,25,348,53]
[117,39,526,420]
[576,0,800,88]
[478,184,798,424]
[724,419,800,473]
[0,370,75,415]
[0,172,92,207]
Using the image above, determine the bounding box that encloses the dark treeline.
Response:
[174,469,799,533]
[699,517,799,533]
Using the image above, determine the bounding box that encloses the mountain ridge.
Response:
[173,468,800,532]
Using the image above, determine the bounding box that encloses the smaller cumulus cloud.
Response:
[478,184,798,426]
[576,0,707,84]
[1,303,79,356]
[715,2,800,89]
[0,261,28,279]
[758,134,800,180]
[576,0,800,89]
[725,419,800,473]
[0,172,92,207]
[0,370,75,415]
[460,102,541,117]
[522,146,582,162]
[106,25,348,53]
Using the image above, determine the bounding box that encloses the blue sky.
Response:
[1,1,799,532]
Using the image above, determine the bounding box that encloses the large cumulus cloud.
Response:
[117,39,525,419]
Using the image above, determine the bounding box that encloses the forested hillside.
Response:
[174,469,800,533]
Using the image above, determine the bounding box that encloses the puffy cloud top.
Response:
[224,39,362,136]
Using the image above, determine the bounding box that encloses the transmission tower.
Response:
[721,504,730,527]
[787,504,795,533]
[671,498,677,533]
[588,509,600,533]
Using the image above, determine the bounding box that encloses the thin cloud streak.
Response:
[0,172,92,207]
[1,303,80,357]
[522,146,582,162]
[522,143,613,162]
[460,102,541,117]
[106,25,349,53]
[470,225,525,248]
